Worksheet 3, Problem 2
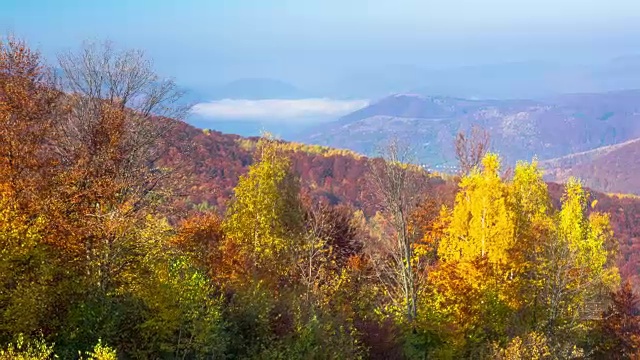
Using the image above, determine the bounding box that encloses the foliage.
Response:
[592,281,640,359]
[439,153,514,265]
[489,332,553,360]
[135,256,227,358]
[223,136,304,279]
[0,334,54,360]
[80,340,117,360]
[426,154,620,357]
[236,138,363,159]
[2,36,640,359]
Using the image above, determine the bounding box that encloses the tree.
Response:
[538,178,619,350]
[49,40,189,293]
[0,40,194,356]
[171,212,225,279]
[135,256,227,359]
[367,137,427,322]
[455,125,490,175]
[0,334,55,360]
[489,331,553,360]
[0,36,63,346]
[439,153,514,265]
[593,281,640,359]
[508,159,554,333]
[0,36,60,208]
[298,199,364,308]
[0,197,52,340]
[223,135,304,280]
[430,156,619,356]
[57,40,188,120]
[434,153,517,354]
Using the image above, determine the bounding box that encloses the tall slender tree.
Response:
[368,137,427,322]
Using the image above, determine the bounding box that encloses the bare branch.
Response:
[367,136,427,322]
[455,125,491,175]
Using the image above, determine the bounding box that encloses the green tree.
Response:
[135,256,227,359]
[0,198,54,342]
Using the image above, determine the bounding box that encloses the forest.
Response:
[1,36,640,359]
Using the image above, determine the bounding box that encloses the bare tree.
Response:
[367,137,427,322]
[297,201,333,308]
[58,40,189,119]
[297,198,363,309]
[55,40,191,208]
[455,125,490,175]
[52,40,191,292]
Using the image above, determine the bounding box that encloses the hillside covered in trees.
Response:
[3,37,640,359]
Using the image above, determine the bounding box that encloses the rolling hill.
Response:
[542,137,640,195]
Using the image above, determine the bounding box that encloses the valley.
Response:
[4,0,640,356]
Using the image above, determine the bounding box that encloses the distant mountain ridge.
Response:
[298,89,640,169]
[328,56,640,99]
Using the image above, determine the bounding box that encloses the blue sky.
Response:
[3,0,640,86]
[3,0,640,126]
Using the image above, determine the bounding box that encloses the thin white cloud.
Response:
[191,98,369,121]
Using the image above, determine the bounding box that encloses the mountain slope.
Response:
[157,119,640,283]
[160,120,443,216]
[542,137,640,195]
[299,90,640,168]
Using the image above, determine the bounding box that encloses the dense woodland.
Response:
[2,37,640,359]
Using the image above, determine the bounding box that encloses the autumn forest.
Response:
[2,37,640,359]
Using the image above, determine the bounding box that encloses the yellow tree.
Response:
[0,197,51,338]
[439,153,514,266]
[538,178,619,351]
[507,159,554,331]
[433,153,516,355]
[223,135,304,280]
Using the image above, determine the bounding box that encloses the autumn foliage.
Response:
[2,36,640,359]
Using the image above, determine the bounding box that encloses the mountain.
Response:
[327,56,640,100]
[326,61,592,99]
[298,90,640,169]
[186,117,311,139]
[542,137,640,195]
[593,55,640,91]
[160,121,409,216]
[412,61,594,99]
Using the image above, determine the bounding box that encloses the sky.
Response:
[3,0,640,125]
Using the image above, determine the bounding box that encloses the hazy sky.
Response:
[3,0,640,88]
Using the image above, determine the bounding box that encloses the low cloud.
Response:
[191,98,369,121]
